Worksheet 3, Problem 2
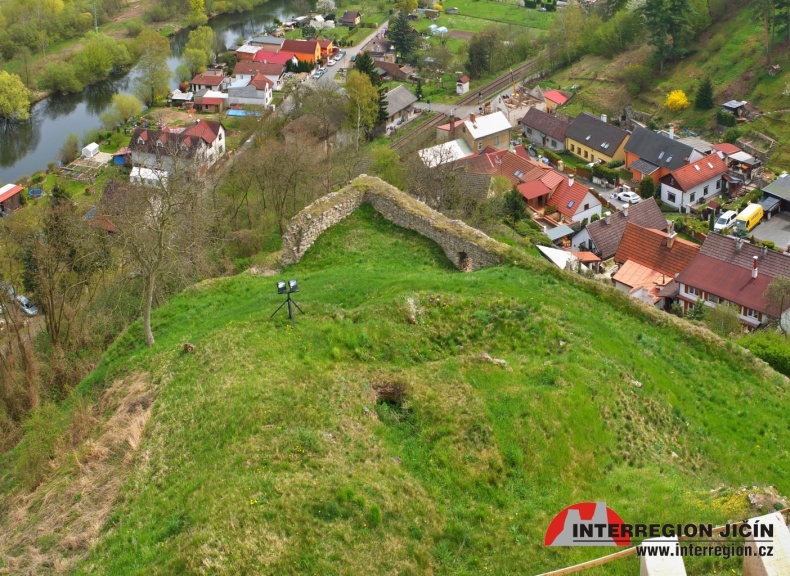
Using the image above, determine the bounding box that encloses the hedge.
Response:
[717,110,737,127]
[592,163,619,183]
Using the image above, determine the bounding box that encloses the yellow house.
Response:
[565,112,630,165]
[458,111,512,153]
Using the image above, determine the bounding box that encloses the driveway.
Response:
[753,211,790,249]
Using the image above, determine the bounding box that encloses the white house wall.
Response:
[660,176,725,210]
[570,192,602,223]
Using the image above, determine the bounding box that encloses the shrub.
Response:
[665,90,690,112]
[524,0,537,6]
[543,149,561,165]
[125,19,144,37]
[544,204,558,215]
[638,176,655,199]
[717,109,737,127]
[605,159,624,169]
[16,404,60,490]
[740,331,790,376]
[592,163,618,184]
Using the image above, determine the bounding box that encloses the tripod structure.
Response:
[270,290,303,326]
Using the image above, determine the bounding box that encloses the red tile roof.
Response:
[585,198,668,260]
[235,62,273,76]
[677,254,776,314]
[281,39,319,55]
[198,97,223,106]
[250,73,273,90]
[543,90,569,105]
[191,73,225,86]
[518,180,552,200]
[182,120,223,144]
[712,143,742,155]
[458,75,469,83]
[614,222,700,276]
[551,177,594,219]
[458,149,547,185]
[664,153,727,192]
[253,51,297,64]
[317,39,333,48]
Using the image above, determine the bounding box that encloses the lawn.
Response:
[2,203,787,575]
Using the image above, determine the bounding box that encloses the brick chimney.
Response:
[470,112,476,125]
[568,175,574,188]
[667,224,677,249]
[736,237,744,252]
[753,255,759,279]
[623,204,629,218]
[450,115,456,138]
[762,245,769,258]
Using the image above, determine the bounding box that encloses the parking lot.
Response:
[752,211,790,249]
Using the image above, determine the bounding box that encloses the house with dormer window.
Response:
[129,120,225,174]
[564,112,629,165]
[624,126,703,185]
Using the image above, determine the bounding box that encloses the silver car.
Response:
[16,295,39,316]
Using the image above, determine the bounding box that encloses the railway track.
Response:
[390,60,536,152]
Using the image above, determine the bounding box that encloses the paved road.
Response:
[319,21,389,83]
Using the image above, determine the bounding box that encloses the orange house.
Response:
[281,39,321,65]
[317,39,334,58]
[624,126,699,185]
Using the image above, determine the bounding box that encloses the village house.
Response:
[280,39,321,65]
[367,39,395,62]
[317,39,334,59]
[0,184,24,216]
[542,89,570,112]
[456,76,469,95]
[234,61,285,90]
[228,73,273,107]
[676,234,790,329]
[565,113,629,165]
[761,172,790,213]
[253,50,297,67]
[457,146,545,186]
[659,153,728,212]
[571,197,667,258]
[517,170,602,224]
[519,107,570,152]
[456,111,512,153]
[385,85,419,128]
[339,10,361,26]
[193,89,228,113]
[624,126,701,185]
[713,142,762,185]
[190,72,227,93]
[612,221,700,309]
[375,61,415,82]
[129,120,226,173]
[235,44,261,61]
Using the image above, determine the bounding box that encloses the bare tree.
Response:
[102,149,216,347]
[765,274,790,334]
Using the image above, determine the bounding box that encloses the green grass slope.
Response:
[3,206,789,575]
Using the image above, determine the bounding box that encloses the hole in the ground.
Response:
[372,379,407,407]
[458,251,471,271]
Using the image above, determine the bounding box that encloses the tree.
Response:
[503,188,527,222]
[639,176,656,199]
[38,62,83,94]
[292,82,348,163]
[694,77,714,110]
[185,26,218,62]
[640,0,694,71]
[415,78,423,100]
[346,71,379,149]
[133,30,172,106]
[705,302,742,338]
[102,158,213,347]
[112,93,143,123]
[395,0,418,13]
[756,0,777,67]
[301,25,317,40]
[316,0,335,12]
[353,52,387,125]
[58,133,79,165]
[665,89,690,111]
[765,275,790,334]
[183,48,210,76]
[390,12,417,61]
[370,146,406,189]
[0,71,31,121]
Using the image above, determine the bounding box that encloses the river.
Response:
[0,0,300,185]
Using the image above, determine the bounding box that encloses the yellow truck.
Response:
[735,203,764,233]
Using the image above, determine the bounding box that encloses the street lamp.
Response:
[271,279,303,326]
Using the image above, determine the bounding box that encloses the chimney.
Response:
[601,114,607,123]
[736,237,743,252]
[669,125,674,140]
[568,175,574,187]
[450,115,456,138]
[752,255,758,279]
[667,226,677,249]
[674,273,679,281]
[623,204,629,217]
[762,245,768,258]
[470,112,476,124]
[667,220,674,235]
[604,211,611,225]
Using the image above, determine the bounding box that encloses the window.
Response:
[551,139,557,147]
[668,192,676,204]
[745,308,759,319]
[703,185,709,195]
[584,150,588,159]
[584,203,589,210]
[690,192,696,202]
[495,135,500,145]
[716,179,721,189]
[707,293,719,304]
[686,285,699,296]
[219,132,223,141]
[527,128,533,135]
[477,142,482,151]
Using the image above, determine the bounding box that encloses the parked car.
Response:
[616,191,641,204]
[327,59,335,66]
[714,210,738,233]
[15,295,39,316]
[319,65,327,72]
[333,54,343,62]
[312,71,322,79]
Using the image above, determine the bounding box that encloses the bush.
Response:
[664,90,690,112]
[717,109,737,127]
[592,163,618,184]
[146,5,170,22]
[740,331,790,376]
[543,149,561,165]
[638,176,655,199]
[524,0,537,6]
[605,159,624,169]
[16,404,60,490]
[125,19,144,37]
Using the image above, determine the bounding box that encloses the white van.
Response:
[714,210,737,233]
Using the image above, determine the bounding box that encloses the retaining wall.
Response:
[281,175,506,271]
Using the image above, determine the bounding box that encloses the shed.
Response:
[0,184,24,215]
[456,75,470,95]
[722,100,747,117]
[112,146,131,166]
[130,167,168,187]
[82,142,100,158]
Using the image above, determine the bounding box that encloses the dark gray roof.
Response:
[759,195,781,212]
[699,233,790,278]
[250,35,283,45]
[624,126,694,171]
[565,113,629,156]
[630,158,659,175]
[584,197,668,260]
[546,224,574,241]
[519,108,570,142]
[385,85,418,118]
[762,175,790,202]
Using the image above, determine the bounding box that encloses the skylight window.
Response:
[585,135,591,141]
[514,170,524,178]
[694,165,701,171]
[567,200,575,209]
[707,162,714,169]
[601,143,609,149]
[658,151,665,159]
[666,156,673,163]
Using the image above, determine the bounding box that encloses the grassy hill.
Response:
[1,205,789,575]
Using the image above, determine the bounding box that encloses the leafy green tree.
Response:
[72,33,131,85]
[185,26,218,63]
[395,0,418,13]
[111,93,143,123]
[415,78,423,101]
[58,133,79,164]
[390,12,417,61]
[640,0,694,71]
[301,25,317,39]
[38,62,84,93]
[183,48,210,76]
[0,71,31,121]
[353,52,386,124]
[345,70,379,149]
[370,145,406,189]
[639,176,656,199]
[705,302,742,338]
[134,30,172,106]
[694,77,714,110]
[765,275,790,334]
[504,188,527,222]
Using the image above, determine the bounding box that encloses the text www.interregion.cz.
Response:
[636,543,774,560]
